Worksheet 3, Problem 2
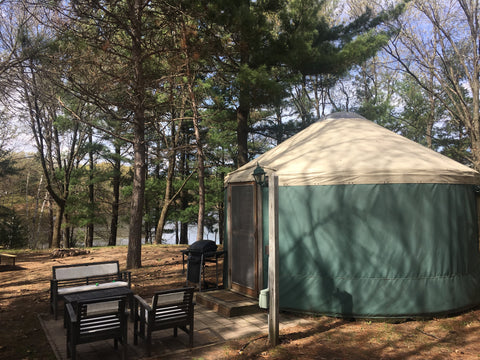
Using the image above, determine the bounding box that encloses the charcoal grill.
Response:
[181,240,225,291]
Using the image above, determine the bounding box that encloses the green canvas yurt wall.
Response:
[225,112,480,318]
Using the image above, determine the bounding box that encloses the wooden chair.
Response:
[65,296,128,360]
[134,287,194,356]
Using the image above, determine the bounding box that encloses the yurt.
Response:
[224,112,480,318]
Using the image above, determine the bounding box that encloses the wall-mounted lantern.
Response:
[252,163,267,187]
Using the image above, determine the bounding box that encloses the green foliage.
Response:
[436,122,471,166]
[280,1,407,77]
[0,206,28,249]
[168,172,224,234]
[236,64,286,108]
[0,150,18,178]
[0,110,18,178]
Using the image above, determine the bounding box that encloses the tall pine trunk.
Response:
[86,131,94,247]
[126,0,146,269]
[179,151,189,245]
[154,86,185,244]
[236,91,250,167]
[236,0,251,168]
[154,150,176,244]
[127,120,145,269]
[182,16,205,242]
[108,143,121,246]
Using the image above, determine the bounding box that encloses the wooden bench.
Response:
[134,287,195,356]
[50,260,131,320]
[0,253,17,266]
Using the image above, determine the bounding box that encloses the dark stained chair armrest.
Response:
[65,303,77,323]
[134,294,152,312]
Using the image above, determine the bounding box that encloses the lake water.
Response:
[92,224,219,247]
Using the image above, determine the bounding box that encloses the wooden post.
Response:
[268,174,279,346]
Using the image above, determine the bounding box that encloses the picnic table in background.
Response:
[0,253,17,266]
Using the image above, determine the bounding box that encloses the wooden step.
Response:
[195,290,262,317]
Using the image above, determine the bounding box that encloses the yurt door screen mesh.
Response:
[228,183,257,296]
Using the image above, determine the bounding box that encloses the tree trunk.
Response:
[426,88,435,149]
[180,222,189,245]
[179,151,189,245]
[236,94,250,167]
[472,137,480,171]
[64,222,71,248]
[86,131,94,247]
[195,141,205,242]
[192,94,205,242]
[51,205,64,248]
[127,122,145,269]
[48,197,54,248]
[154,88,184,244]
[154,152,175,244]
[470,96,480,170]
[470,43,480,170]
[66,223,74,248]
[109,143,121,246]
[31,175,44,247]
[181,17,205,242]
[144,147,152,244]
[218,200,224,245]
[126,0,146,269]
[236,0,251,167]
[175,222,179,244]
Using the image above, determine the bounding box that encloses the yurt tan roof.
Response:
[225,112,480,186]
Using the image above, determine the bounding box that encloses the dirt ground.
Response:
[1,245,480,359]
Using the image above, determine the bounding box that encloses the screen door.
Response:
[228,183,257,296]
